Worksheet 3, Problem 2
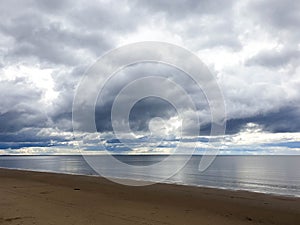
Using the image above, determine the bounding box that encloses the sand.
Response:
[0,168,299,225]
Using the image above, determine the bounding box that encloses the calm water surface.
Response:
[0,155,299,197]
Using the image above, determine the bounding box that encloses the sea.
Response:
[0,155,299,197]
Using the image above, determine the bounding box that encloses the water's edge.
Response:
[0,155,299,198]
[1,165,299,199]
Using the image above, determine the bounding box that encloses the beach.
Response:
[0,168,299,225]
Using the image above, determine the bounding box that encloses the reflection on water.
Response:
[0,155,299,197]
[0,155,96,175]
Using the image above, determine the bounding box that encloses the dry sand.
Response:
[0,168,299,225]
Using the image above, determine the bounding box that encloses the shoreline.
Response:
[0,168,299,225]
[1,166,299,199]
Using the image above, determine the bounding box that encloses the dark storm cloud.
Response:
[0,127,69,150]
[226,107,300,134]
[0,78,48,133]
[0,0,300,154]
[0,110,47,133]
[95,97,179,134]
[0,77,42,111]
[93,69,184,133]
[90,63,210,135]
[254,107,300,133]
[0,0,150,144]
[128,98,177,132]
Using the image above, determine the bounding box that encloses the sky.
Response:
[0,0,300,155]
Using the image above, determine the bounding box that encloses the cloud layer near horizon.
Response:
[0,0,300,154]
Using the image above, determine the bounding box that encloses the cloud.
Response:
[246,48,300,68]
[247,0,300,31]
[134,0,234,19]
[91,62,210,136]
[0,77,49,133]
[0,12,110,66]
[0,0,299,154]
[242,0,300,69]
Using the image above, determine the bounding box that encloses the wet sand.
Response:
[0,168,299,225]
